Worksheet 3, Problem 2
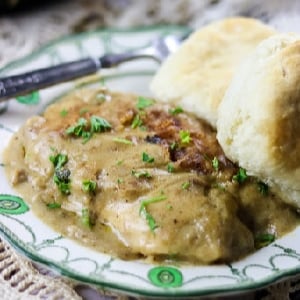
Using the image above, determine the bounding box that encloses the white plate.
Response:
[0,26,300,298]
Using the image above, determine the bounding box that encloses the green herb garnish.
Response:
[81,131,93,144]
[81,208,92,228]
[139,194,167,232]
[169,106,183,115]
[66,115,111,143]
[170,142,177,150]
[90,116,111,133]
[49,152,71,194]
[181,181,190,190]
[60,109,68,117]
[49,153,68,169]
[142,210,158,232]
[82,180,97,193]
[167,163,175,173]
[132,169,152,178]
[255,233,275,249]
[54,169,71,195]
[53,176,70,194]
[131,114,143,129]
[212,157,219,171]
[116,160,123,165]
[136,96,155,110]
[65,117,87,137]
[179,130,192,144]
[117,178,124,184]
[113,137,133,145]
[257,181,269,196]
[233,167,248,183]
[142,152,155,163]
[47,202,61,209]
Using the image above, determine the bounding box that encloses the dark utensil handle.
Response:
[0,58,100,102]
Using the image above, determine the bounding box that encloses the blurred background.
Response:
[0,0,299,67]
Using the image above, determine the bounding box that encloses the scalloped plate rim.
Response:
[1,223,300,298]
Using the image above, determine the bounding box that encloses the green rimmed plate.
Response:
[0,26,300,298]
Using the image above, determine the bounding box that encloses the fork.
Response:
[0,32,190,103]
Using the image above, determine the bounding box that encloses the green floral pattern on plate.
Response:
[148,266,183,288]
[16,91,40,105]
[0,26,299,298]
[0,194,29,214]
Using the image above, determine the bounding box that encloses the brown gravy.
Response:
[4,88,300,264]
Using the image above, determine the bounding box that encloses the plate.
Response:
[0,26,300,298]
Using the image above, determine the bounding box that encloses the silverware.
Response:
[0,32,190,103]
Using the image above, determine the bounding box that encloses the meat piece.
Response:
[4,88,299,264]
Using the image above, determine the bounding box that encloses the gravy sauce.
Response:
[4,88,300,264]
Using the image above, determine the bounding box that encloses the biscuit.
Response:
[150,17,275,127]
[217,33,300,208]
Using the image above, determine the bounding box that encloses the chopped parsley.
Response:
[170,141,177,150]
[131,169,152,178]
[139,194,167,232]
[167,163,175,173]
[136,96,155,110]
[141,210,158,232]
[90,116,112,133]
[140,194,167,207]
[131,114,143,129]
[233,167,248,183]
[49,152,71,195]
[65,115,111,143]
[169,106,183,115]
[47,202,61,209]
[255,233,275,249]
[65,117,87,137]
[54,169,71,195]
[116,159,123,165]
[212,157,219,171]
[179,130,192,144]
[142,152,155,163]
[81,131,93,143]
[257,181,269,196]
[113,137,133,145]
[81,208,92,228]
[49,153,68,169]
[181,181,190,190]
[117,178,124,184]
[82,180,97,193]
[60,109,68,117]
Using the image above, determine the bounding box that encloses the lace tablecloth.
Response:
[1,1,300,299]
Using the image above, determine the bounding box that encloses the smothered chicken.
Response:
[4,88,299,264]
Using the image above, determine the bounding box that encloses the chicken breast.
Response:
[4,88,299,264]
